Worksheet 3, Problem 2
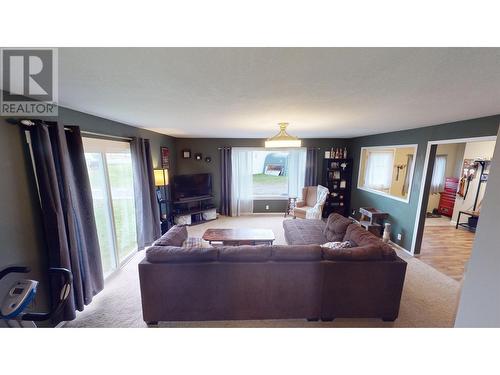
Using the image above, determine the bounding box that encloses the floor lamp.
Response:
[154,169,170,233]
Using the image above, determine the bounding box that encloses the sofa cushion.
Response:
[283,219,327,245]
[271,245,322,261]
[322,244,387,261]
[343,224,376,245]
[343,224,396,260]
[146,246,218,263]
[152,225,188,247]
[323,213,353,242]
[218,245,272,262]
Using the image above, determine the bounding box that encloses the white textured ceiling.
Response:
[59,48,500,138]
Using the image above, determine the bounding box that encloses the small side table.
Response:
[284,197,297,217]
[456,210,480,232]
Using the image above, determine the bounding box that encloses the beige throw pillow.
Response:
[321,241,352,249]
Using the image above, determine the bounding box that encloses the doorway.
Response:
[412,137,496,281]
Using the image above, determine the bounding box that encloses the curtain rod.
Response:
[80,130,133,141]
[217,147,322,150]
[15,120,133,142]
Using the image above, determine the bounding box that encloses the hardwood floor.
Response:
[417,223,475,282]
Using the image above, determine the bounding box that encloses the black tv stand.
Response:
[172,196,217,226]
[174,195,213,203]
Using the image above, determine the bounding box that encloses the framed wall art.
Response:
[161,147,170,169]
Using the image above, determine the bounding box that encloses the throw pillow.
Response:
[323,214,352,242]
[320,241,352,249]
[182,237,213,249]
[153,225,188,247]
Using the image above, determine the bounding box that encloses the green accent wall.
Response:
[349,115,500,250]
[0,119,50,318]
[174,138,348,212]
[0,107,175,323]
[57,107,177,171]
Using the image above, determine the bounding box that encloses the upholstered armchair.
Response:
[293,185,329,219]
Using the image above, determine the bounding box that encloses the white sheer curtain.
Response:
[287,147,307,198]
[231,148,254,216]
[430,155,447,194]
[364,150,394,191]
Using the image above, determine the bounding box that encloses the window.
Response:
[231,147,306,216]
[430,155,447,194]
[358,145,418,203]
[83,138,137,277]
[251,149,307,198]
[252,151,289,197]
[364,150,395,191]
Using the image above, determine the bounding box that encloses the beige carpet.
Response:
[65,214,460,328]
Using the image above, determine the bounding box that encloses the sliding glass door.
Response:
[83,137,137,277]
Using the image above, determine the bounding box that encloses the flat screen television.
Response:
[173,173,212,201]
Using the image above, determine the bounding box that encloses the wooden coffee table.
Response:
[202,228,275,246]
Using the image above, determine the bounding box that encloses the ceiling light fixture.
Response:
[265,122,302,148]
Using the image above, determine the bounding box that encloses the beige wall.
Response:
[451,140,496,223]
[358,148,370,188]
[426,143,465,212]
[389,147,417,198]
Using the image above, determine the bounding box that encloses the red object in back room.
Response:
[438,177,459,217]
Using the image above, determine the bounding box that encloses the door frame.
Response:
[410,135,497,255]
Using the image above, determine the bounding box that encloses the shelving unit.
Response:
[455,160,489,232]
[358,207,388,237]
[171,195,217,226]
[322,158,353,218]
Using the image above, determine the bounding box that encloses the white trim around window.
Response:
[357,144,418,204]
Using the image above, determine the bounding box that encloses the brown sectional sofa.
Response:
[138,214,407,325]
[140,244,323,324]
[284,214,407,321]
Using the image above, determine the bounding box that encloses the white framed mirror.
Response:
[358,144,418,203]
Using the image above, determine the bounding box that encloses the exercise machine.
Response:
[0,266,72,327]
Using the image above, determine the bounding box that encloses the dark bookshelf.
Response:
[322,158,353,218]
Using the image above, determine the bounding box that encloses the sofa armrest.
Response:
[296,201,305,208]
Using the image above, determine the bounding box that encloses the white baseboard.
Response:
[389,240,413,256]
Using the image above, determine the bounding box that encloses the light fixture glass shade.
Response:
[154,169,169,186]
[265,122,302,148]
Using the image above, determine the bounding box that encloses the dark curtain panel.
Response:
[219,147,232,216]
[30,123,104,323]
[305,148,319,186]
[131,138,161,249]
